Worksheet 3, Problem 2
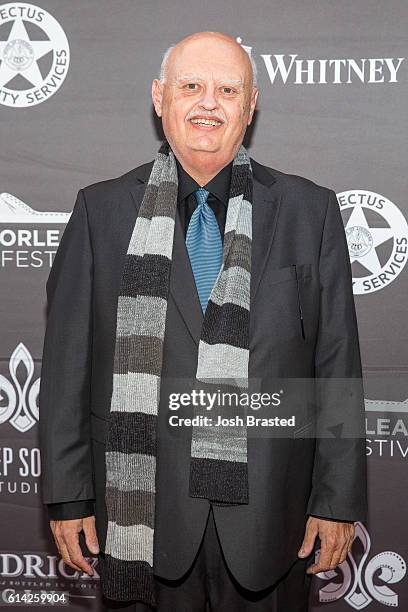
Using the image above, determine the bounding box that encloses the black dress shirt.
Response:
[176,158,233,241]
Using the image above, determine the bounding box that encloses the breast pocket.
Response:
[260,263,314,343]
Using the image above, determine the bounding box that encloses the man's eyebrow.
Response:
[175,75,244,86]
[175,75,202,83]
[219,79,244,86]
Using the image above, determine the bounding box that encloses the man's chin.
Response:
[185,141,222,154]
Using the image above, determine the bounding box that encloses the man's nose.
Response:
[198,87,218,110]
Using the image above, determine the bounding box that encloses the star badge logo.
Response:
[337,190,408,294]
[0,2,70,107]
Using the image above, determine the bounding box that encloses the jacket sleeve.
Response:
[306,189,368,523]
[47,500,95,520]
[39,189,95,517]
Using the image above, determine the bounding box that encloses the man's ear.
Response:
[152,79,163,117]
[247,87,259,126]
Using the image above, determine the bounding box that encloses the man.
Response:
[39,31,367,611]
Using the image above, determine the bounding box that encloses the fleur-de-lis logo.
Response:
[0,342,39,432]
[316,522,406,609]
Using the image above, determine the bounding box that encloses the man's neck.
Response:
[175,152,234,186]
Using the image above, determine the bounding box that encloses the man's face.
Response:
[152,37,258,168]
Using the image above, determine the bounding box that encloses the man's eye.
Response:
[185,83,198,90]
[222,87,235,94]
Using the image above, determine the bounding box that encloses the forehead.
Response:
[170,39,250,83]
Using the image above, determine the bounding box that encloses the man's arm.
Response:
[306,188,367,523]
[298,188,367,573]
[39,188,95,518]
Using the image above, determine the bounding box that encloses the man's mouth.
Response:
[189,117,223,128]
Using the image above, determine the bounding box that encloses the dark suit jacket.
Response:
[39,156,367,591]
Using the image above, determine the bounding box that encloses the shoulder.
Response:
[251,157,333,203]
[79,160,153,205]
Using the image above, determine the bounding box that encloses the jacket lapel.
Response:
[127,156,282,346]
[250,162,282,302]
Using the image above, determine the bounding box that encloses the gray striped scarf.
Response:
[99,140,252,605]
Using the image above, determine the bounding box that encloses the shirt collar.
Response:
[176,157,233,205]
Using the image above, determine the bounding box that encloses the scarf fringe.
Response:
[99,554,156,606]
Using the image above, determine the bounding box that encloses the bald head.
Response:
[159,32,257,88]
[151,30,259,185]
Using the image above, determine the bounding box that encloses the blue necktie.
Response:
[186,188,223,314]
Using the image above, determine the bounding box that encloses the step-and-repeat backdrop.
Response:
[1,1,407,610]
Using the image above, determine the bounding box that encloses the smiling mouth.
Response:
[189,118,223,128]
